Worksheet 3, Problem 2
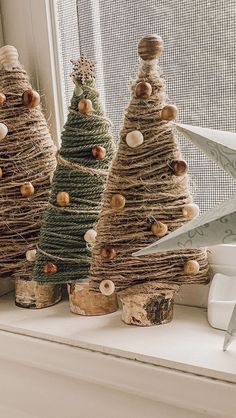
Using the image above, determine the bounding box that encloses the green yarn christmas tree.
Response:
[34,56,115,284]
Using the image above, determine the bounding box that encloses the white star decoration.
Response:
[134,123,236,256]
[70,55,96,84]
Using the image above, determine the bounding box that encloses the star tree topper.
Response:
[70,54,96,84]
[134,123,236,256]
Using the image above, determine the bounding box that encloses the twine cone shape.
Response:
[33,55,118,315]
[89,35,210,326]
[0,45,61,308]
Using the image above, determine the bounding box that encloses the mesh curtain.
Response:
[56,0,236,213]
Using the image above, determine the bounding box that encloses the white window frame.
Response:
[0,0,65,146]
[0,0,235,301]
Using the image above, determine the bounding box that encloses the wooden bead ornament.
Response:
[0,45,19,70]
[126,130,144,148]
[22,89,40,108]
[0,93,6,107]
[92,145,106,160]
[111,194,126,210]
[99,279,115,296]
[0,122,8,140]
[182,203,199,220]
[138,35,164,61]
[84,229,97,244]
[184,260,200,276]
[135,81,152,99]
[170,159,188,176]
[78,98,93,114]
[20,182,34,197]
[100,246,116,261]
[151,221,168,237]
[160,104,178,121]
[26,249,37,262]
[0,167,3,178]
[43,261,57,276]
[56,191,70,206]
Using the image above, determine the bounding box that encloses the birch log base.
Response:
[119,283,180,326]
[68,282,118,316]
[15,279,62,309]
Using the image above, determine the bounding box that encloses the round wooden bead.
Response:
[43,261,57,276]
[126,130,143,148]
[99,279,115,296]
[170,159,188,176]
[182,203,199,220]
[0,167,3,178]
[111,194,126,210]
[135,81,152,99]
[22,89,40,108]
[100,246,116,261]
[56,191,70,206]
[92,145,106,160]
[138,35,164,61]
[0,93,6,107]
[26,249,37,262]
[78,98,93,114]
[160,105,178,121]
[184,260,200,276]
[0,45,19,70]
[0,122,8,140]
[151,221,168,237]
[20,182,34,197]
[84,229,97,244]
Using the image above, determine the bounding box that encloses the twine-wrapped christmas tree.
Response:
[33,55,117,315]
[89,35,210,326]
[0,45,61,308]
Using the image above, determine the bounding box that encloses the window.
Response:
[56,0,236,213]
[0,0,235,299]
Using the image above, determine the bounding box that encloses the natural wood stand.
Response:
[68,282,118,316]
[15,279,62,309]
[119,282,180,326]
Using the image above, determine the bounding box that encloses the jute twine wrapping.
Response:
[89,58,210,293]
[0,65,56,280]
[33,77,115,283]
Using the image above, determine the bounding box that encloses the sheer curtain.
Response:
[56,0,236,213]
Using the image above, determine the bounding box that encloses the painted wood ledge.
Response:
[0,292,235,418]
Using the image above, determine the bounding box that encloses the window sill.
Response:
[0,293,235,418]
[0,292,235,383]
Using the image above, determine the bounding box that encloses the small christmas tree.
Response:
[89,35,210,326]
[0,45,61,308]
[33,55,117,315]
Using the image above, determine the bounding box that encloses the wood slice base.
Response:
[68,282,118,316]
[119,282,180,326]
[15,279,62,309]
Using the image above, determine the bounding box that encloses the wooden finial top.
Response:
[0,45,19,70]
[138,35,164,61]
